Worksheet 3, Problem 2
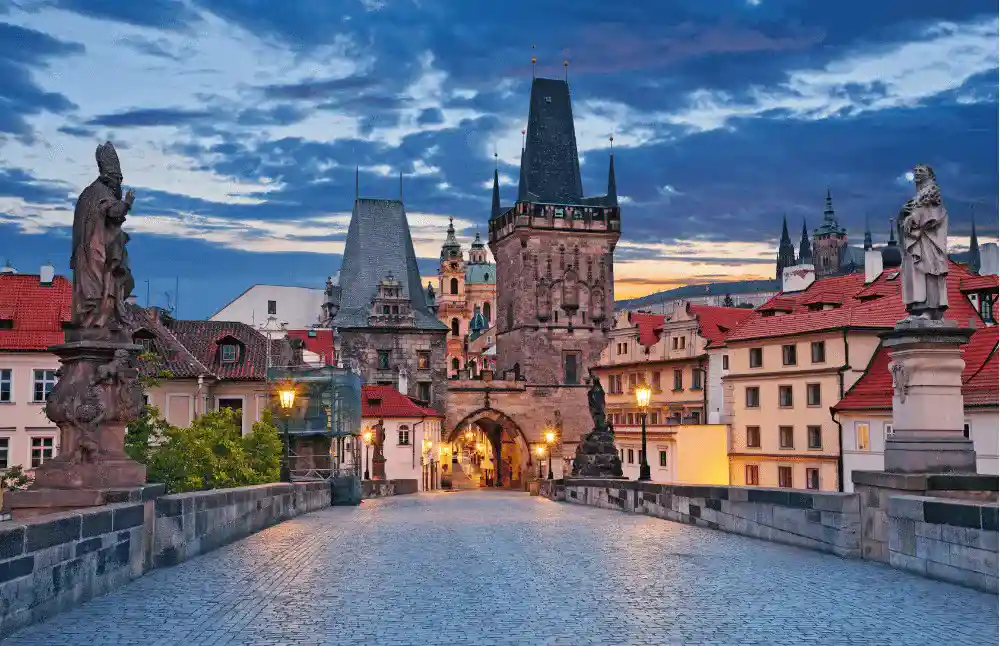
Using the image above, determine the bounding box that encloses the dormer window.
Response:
[132,330,156,354]
[221,344,239,364]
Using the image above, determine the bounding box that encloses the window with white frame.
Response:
[0,437,8,468]
[220,344,239,364]
[33,370,57,402]
[398,426,410,446]
[658,450,668,468]
[31,436,54,467]
[0,368,11,402]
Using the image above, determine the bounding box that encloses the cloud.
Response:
[661,15,999,133]
[86,108,216,128]
[260,75,380,101]
[45,0,198,30]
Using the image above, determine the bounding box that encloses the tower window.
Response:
[450,278,459,295]
[483,302,491,324]
[451,318,460,337]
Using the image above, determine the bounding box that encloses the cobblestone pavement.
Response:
[5,491,998,646]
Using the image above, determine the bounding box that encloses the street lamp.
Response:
[535,445,545,479]
[362,429,373,480]
[277,382,297,483]
[635,380,652,481]
[544,428,556,480]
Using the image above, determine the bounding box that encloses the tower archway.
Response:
[448,408,532,489]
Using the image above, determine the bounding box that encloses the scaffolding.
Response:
[266,365,363,481]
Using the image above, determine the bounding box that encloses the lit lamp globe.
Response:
[278,385,296,411]
[362,430,373,445]
[545,430,556,444]
[635,382,652,411]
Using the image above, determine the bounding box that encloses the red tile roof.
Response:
[687,304,754,347]
[628,312,665,348]
[723,262,984,344]
[167,319,275,381]
[960,274,999,293]
[361,385,442,418]
[0,274,72,351]
[835,326,999,411]
[287,329,335,365]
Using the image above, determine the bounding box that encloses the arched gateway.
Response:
[446,408,533,489]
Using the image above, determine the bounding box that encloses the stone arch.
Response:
[448,407,534,488]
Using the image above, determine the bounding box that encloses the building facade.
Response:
[434,220,497,378]
[719,255,987,491]
[329,197,449,410]
[358,385,443,491]
[210,284,326,330]
[834,327,998,491]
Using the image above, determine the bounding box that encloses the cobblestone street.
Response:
[4,491,997,646]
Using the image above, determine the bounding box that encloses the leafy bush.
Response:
[145,408,283,494]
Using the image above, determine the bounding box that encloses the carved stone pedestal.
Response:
[5,335,147,519]
[372,456,387,481]
[881,320,977,474]
[571,426,625,479]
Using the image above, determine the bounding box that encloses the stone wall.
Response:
[362,479,418,498]
[0,481,331,638]
[852,471,999,563]
[338,328,448,411]
[0,502,149,636]
[549,479,861,557]
[887,494,998,593]
[152,482,330,568]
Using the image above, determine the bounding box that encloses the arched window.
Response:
[451,357,460,371]
[450,278,459,295]
[451,318,460,336]
[398,425,410,446]
[483,302,491,324]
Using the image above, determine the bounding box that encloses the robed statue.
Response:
[71,141,136,330]
[587,369,607,430]
[897,164,949,320]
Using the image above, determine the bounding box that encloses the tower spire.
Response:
[863,212,873,250]
[491,161,501,218]
[776,214,796,279]
[969,205,981,273]
[799,219,812,264]
[531,44,536,79]
[606,134,617,206]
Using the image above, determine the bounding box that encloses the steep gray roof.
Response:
[331,198,446,331]
[518,77,584,204]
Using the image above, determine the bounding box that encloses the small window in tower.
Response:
[483,302,491,324]
[450,278,459,294]
[451,318,460,336]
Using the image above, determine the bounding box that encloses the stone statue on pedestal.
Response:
[571,370,624,478]
[8,142,147,512]
[897,164,949,321]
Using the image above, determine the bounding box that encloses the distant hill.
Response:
[615,278,781,311]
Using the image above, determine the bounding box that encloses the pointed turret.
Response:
[776,214,797,279]
[863,214,873,251]
[516,143,529,202]
[969,210,981,273]
[440,217,462,261]
[606,150,618,206]
[798,219,812,264]
[516,77,583,203]
[491,167,501,218]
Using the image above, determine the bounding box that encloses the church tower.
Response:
[775,215,796,279]
[812,189,848,277]
[798,219,812,265]
[488,76,620,385]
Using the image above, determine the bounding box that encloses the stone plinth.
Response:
[881,321,977,474]
[372,456,387,480]
[571,426,625,479]
[6,335,147,519]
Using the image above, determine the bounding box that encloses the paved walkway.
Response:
[5,492,998,646]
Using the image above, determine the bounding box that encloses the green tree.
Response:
[146,408,282,494]
[125,350,172,463]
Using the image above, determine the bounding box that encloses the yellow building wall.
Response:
[674,424,729,485]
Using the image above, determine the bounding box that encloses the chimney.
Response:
[397,366,408,396]
[782,263,816,293]
[864,249,883,284]
[981,243,999,276]
[39,263,55,285]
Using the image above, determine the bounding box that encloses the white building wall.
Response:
[840,409,999,492]
[706,348,726,424]
[0,352,61,472]
[210,285,325,330]
[360,415,442,491]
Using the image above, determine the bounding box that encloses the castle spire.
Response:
[799,219,812,264]
[776,214,797,279]
[863,213,873,250]
[823,188,835,223]
[440,216,461,261]
[969,206,981,273]
[491,165,501,218]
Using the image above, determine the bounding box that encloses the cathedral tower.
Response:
[487,77,620,385]
[812,189,848,277]
[775,215,796,279]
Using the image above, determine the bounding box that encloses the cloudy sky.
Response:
[0,0,996,319]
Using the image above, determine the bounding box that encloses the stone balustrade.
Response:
[0,481,332,638]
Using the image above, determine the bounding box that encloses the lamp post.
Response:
[635,380,652,481]
[362,430,373,480]
[544,429,556,480]
[277,384,296,483]
[536,445,545,479]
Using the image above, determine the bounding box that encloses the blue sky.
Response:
[0,0,996,319]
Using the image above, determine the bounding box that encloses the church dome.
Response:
[881,242,902,268]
